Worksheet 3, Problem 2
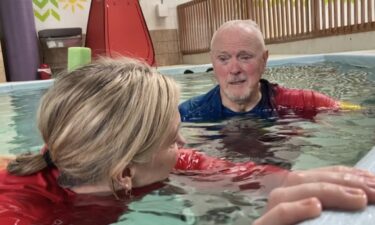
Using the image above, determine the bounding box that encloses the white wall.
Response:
[33,0,91,33]
[32,0,191,33]
[267,31,375,55]
[139,0,191,30]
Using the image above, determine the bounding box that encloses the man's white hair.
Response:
[210,20,265,50]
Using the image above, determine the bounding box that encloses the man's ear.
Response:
[116,167,134,191]
[263,50,269,63]
[260,50,269,75]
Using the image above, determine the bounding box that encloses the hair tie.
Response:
[43,150,55,167]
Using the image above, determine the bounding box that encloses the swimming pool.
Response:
[0,54,374,224]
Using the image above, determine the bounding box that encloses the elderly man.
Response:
[179,20,356,122]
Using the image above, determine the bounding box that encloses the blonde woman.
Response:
[0,57,373,225]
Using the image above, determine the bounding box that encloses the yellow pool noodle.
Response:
[339,101,362,110]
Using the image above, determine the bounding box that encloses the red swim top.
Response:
[275,85,339,110]
[0,149,284,225]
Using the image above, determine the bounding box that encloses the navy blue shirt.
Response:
[179,79,277,122]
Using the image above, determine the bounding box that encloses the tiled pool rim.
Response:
[1,53,375,224]
[2,53,375,93]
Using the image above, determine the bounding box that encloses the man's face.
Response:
[210,27,268,106]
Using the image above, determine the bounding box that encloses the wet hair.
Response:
[210,19,266,51]
[7,57,180,194]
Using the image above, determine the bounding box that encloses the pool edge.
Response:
[298,145,375,225]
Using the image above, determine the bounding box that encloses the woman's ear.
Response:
[117,167,134,191]
[40,144,48,154]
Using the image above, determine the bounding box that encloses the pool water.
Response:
[0,88,45,156]
[0,61,374,225]
[175,61,375,170]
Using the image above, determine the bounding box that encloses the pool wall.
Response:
[299,146,375,225]
[159,53,375,75]
[2,53,375,93]
[0,79,53,93]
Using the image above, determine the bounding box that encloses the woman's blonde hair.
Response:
[7,57,180,193]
